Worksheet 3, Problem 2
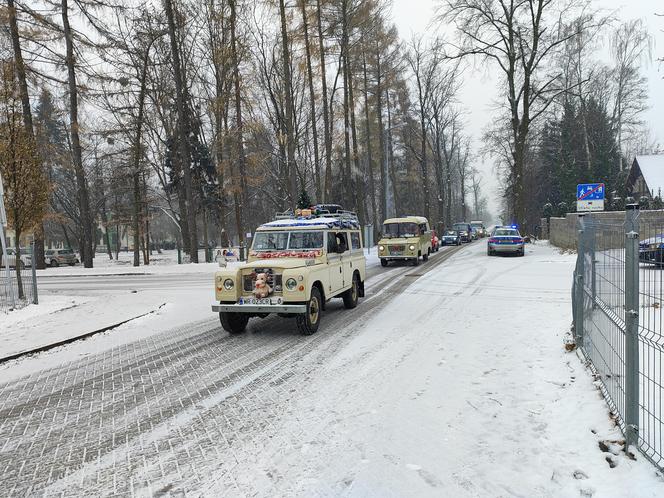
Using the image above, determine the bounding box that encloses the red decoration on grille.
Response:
[250,250,322,259]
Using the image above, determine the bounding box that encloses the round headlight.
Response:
[223,278,234,290]
[409,244,415,251]
[379,245,385,251]
[286,278,297,290]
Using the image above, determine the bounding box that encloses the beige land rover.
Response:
[377,216,433,267]
[212,209,366,335]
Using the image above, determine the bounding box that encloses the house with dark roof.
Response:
[626,155,664,200]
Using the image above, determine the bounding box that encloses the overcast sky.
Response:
[390,0,663,219]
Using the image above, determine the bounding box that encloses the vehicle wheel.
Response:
[423,250,429,262]
[297,286,322,335]
[380,258,388,267]
[519,250,525,257]
[50,260,59,267]
[219,312,249,334]
[413,256,420,266]
[343,274,359,309]
[487,249,493,256]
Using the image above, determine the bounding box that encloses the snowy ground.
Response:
[0,241,662,496]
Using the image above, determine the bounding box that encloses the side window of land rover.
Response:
[351,232,361,250]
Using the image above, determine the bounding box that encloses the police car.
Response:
[487,226,525,256]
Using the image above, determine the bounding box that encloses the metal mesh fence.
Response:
[573,206,664,471]
[1,246,38,313]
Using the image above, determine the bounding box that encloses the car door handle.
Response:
[339,267,342,273]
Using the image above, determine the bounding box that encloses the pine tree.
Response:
[297,189,313,210]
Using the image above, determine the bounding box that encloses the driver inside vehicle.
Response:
[403,223,420,237]
[335,233,348,253]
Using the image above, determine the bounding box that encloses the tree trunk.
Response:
[375,50,386,222]
[7,0,46,269]
[316,0,332,202]
[163,0,199,262]
[386,90,399,216]
[14,229,24,300]
[362,54,377,231]
[62,0,94,268]
[347,51,366,224]
[279,0,298,207]
[229,0,245,243]
[300,0,321,202]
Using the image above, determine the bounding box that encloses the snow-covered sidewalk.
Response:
[204,241,663,496]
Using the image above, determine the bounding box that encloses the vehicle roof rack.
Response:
[271,206,360,228]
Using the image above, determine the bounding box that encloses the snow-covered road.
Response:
[0,241,662,496]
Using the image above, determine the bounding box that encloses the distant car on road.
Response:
[487,227,525,256]
[470,221,486,238]
[0,248,32,269]
[441,230,462,246]
[639,234,664,266]
[452,222,473,243]
[45,248,79,267]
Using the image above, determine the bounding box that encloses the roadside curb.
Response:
[0,303,167,364]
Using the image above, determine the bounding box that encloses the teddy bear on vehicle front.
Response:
[253,273,272,298]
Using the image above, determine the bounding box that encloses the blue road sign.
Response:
[577,183,605,201]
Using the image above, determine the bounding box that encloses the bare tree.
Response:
[163,0,199,262]
[439,0,592,227]
[610,19,651,170]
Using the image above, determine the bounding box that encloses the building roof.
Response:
[635,155,664,198]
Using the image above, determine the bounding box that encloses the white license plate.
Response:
[238,297,283,306]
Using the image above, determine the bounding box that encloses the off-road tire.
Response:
[423,250,429,262]
[413,255,420,266]
[343,274,359,309]
[297,287,322,335]
[220,312,249,334]
[380,258,388,267]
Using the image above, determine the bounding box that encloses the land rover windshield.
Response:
[252,231,324,252]
[383,222,419,238]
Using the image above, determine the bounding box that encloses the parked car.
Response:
[452,222,473,243]
[441,230,462,246]
[431,230,440,252]
[487,227,525,256]
[0,248,32,269]
[45,248,79,267]
[639,234,664,266]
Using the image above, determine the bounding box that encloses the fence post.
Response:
[624,203,640,448]
[575,215,586,347]
[30,241,38,305]
[588,216,597,307]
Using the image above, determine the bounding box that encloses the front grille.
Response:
[388,245,405,255]
[242,269,282,293]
